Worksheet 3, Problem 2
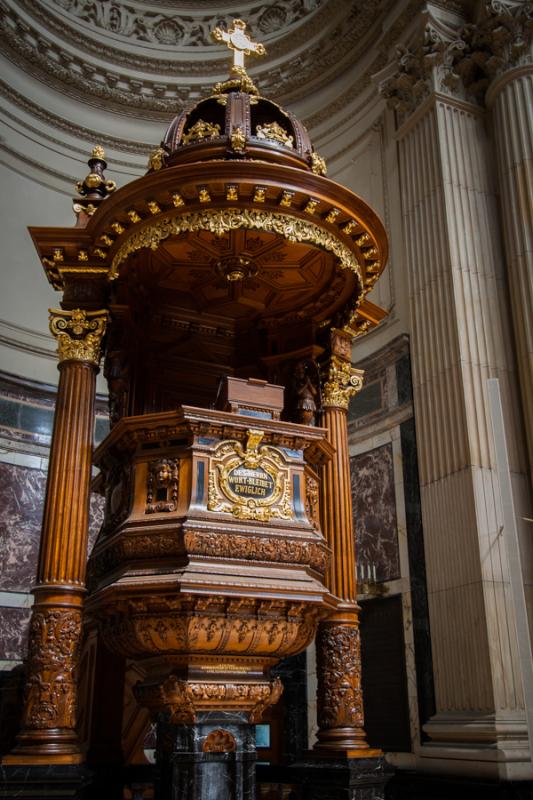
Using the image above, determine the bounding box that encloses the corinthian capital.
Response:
[49,308,109,365]
[454,1,533,100]
[322,356,364,411]
[378,3,467,116]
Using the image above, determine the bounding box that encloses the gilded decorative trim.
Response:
[110,209,361,282]
[207,430,293,522]
[49,308,109,365]
[322,355,364,409]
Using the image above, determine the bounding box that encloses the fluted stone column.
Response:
[488,63,533,486]
[5,308,108,764]
[379,2,533,779]
[315,346,376,754]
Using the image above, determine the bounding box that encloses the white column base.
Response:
[417,713,533,780]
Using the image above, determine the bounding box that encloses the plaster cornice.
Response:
[0,0,393,116]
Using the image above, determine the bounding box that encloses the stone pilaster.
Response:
[379,1,532,780]
[5,308,108,764]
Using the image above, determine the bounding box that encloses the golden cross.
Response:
[211,19,266,71]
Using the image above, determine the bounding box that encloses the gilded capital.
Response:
[322,356,364,410]
[49,308,109,365]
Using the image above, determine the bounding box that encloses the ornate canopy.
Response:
[30,19,388,415]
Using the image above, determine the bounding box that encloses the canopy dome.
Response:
[149,20,323,176]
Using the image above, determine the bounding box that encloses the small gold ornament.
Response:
[230,126,246,152]
[255,122,293,148]
[310,152,327,176]
[148,147,166,171]
[182,120,221,144]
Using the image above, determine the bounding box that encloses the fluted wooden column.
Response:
[315,350,375,753]
[488,64,533,485]
[5,308,108,764]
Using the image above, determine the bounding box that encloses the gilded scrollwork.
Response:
[49,308,109,365]
[317,623,364,730]
[207,429,293,521]
[109,208,361,283]
[22,608,82,731]
[256,121,294,148]
[321,355,364,410]
[182,119,221,144]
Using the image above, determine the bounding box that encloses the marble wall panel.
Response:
[0,607,31,660]
[350,443,400,582]
[0,462,105,594]
[0,462,46,593]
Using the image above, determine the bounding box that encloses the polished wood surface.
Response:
[5,359,98,764]
[11,69,389,764]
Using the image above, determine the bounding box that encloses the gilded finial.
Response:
[73,146,117,223]
[211,19,265,95]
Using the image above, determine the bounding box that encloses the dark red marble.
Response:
[0,462,104,593]
[0,607,31,660]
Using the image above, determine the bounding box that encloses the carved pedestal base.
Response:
[155,712,256,800]
[290,755,393,800]
[315,617,372,753]
[3,605,83,764]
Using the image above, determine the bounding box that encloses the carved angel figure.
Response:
[292,359,321,425]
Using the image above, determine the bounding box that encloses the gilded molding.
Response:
[322,356,364,409]
[109,209,361,283]
[49,308,109,365]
